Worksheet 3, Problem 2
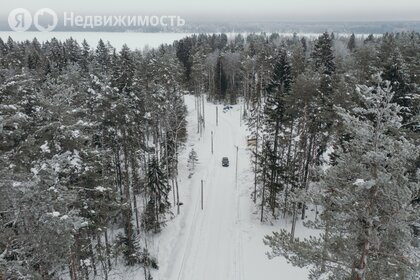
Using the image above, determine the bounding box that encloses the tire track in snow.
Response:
[220,107,246,280]
[174,101,246,280]
[159,103,203,280]
[176,130,217,280]
[176,186,201,280]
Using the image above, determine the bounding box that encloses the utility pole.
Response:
[201,180,204,210]
[176,179,180,215]
[202,95,205,128]
[196,96,200,134]
[216,106,218,126]
[235,145,239,188]
[240,105,242,126]
[211,131,214,154]
[260,135,266,222]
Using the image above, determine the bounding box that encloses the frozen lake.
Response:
[0,31,194,50]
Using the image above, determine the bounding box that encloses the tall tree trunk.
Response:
[321,213,330,273]
[253,109,260,204]
[96,233,108,280]
[89,236,97,276]
[123,130,135,263]
[115,148,123,202]
[69,252,77,280]
[269,117,281,216]
[301,134,314,220]
[176,178,180,215]
[104,231,111,270]
[130,152,141,234]
[283,119,295,217]
[260,144,267,222]
[290,202,297,240]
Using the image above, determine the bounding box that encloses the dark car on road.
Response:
[222,157,229,167]
[223,105,233,113]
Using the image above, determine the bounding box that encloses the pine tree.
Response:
[142,157,171,233]
[80,39,92,73]
[290,44,306,78]
[379,34,412,123]
[94,39,111,74]
[112,44,135,93]
[214,54,228,100]
[187,148,199,178]
[175,37,194,88]
[353,43,379,84]
[301,37,308,54]
[348,33,356,52]
[265,80,419,280]
[260,48,293,218]
[311,32,336,75]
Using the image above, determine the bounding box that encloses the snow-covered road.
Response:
[150,95,310,280]
[174,98,243,280]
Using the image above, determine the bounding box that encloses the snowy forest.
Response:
[0,31,419,280]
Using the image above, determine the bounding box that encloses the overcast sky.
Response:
[2,0,420,21]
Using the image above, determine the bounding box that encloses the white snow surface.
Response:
[95,186,107,192]
[40,141,51,153]
[50,211,60,217]
[353,179,376,190]
[353,179,365,186]
[109,95,311,280]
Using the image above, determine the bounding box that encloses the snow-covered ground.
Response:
[105,95,313,279]
[145,95,310,280]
